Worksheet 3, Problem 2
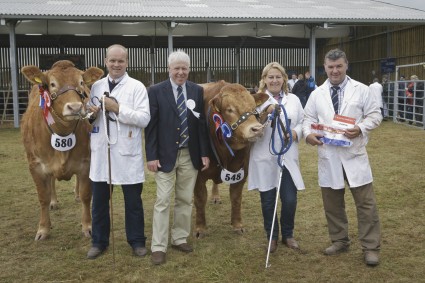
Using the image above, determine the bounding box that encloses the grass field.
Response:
[0,121,424,283]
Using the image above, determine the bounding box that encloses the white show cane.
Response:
[102,92,119,268]
[265,165,284,269]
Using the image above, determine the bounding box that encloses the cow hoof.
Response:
[35,231,50,241]
[233,227,245,235]
[194,231,207,239]
[49,202,59,210]
[82,229,92,238]
[210,198,222,204]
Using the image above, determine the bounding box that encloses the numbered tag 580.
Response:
[220,168,244,184]
[50,133,76,151]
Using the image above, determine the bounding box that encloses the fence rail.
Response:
[382,80,424,129]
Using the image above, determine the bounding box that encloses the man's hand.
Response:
[306,133,323,146]
[147,160,161,172]
[344,125,362,139]
[103,96,120,114]
[201,157,210,171]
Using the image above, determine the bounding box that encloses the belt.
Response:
[178,146,188,150]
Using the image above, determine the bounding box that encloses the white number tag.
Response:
[220,168,244,184]
[50,133,76,151]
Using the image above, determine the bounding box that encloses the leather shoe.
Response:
[171,243,193,253]
[364,251,379,266]
[269,240,278,253]
[87,247,105,259]
[151,251,166,265]
[283,238,300,250]
[133,246,147,257]
[323,242,349,255]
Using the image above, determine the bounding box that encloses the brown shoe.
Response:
[364,251,379,266]
[269,240,278,253]
[283,238,300,250]
[133,246,148,257]
[151,251,166,265]
[171,243,193,253]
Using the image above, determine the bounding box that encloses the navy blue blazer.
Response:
[145,79,209,173]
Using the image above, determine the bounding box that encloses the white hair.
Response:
[168,50,190,67]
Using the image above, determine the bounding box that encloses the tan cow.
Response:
[21,60,103,240]
[194,81,268,238]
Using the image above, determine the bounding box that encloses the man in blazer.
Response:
[302,49,382,266]
[145,50,210,265]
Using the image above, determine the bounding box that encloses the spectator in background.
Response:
[397,75,406,122]
[382,75,394,118]
[291,74,308,108]
[369,78,384,118]
[406,75,424,125]
[288,73,298,92]
[304,71,316,102]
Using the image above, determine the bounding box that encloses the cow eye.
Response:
[50,82,56,88]
[226,108,234,114]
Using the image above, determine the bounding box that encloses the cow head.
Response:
[209,83,269,150]
[21,60,104,121]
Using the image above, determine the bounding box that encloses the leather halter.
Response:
[230,109,259,130]
[49,85,87,101]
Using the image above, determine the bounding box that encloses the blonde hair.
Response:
[258,62,289,93]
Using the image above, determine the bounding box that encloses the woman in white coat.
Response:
[86,44,151,259]
[248,62,305,253]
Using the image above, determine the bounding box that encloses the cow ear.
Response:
[21,65,47,85]
[208,93,221,113]
[252,92,269,107]
[83,67,104,86]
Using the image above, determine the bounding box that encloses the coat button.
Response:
[177,127,180,131]
[175,142,179,144]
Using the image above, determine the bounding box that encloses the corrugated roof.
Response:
[0,0,424,23]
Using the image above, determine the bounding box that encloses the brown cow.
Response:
[194,80,268,238]
[21,60,103,240]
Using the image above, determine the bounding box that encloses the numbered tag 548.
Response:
[220,168,244,184]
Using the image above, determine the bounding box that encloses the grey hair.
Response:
[168,49,190,67]
[324,48,348,64]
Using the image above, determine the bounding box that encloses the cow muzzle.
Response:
[62,102,85,120]
[245,123,265,142]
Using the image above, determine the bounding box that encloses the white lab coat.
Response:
[302,77,382,189]
[369,82,383,108]
[89,73,150,184]
[248,91,305,192]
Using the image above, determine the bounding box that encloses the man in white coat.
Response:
[369,78,384,118]
[86,44,151,259]
[302,49,382,266]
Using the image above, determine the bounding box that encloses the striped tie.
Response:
[177,85,189,147]
[331,86,340,113]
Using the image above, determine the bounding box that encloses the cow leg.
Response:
[74,176,80,202]
[50,178,59,210]
[210,182,221,204]
[30,169,53,241]
[78,174,92,238]
[194,177,208,238]
[229,182,245,234]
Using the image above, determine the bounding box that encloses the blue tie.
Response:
[331,86,340,113]
[177,85,189,147]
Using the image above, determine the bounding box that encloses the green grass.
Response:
[0,121,424,283]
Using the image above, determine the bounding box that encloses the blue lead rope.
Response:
[268,104,292,169]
